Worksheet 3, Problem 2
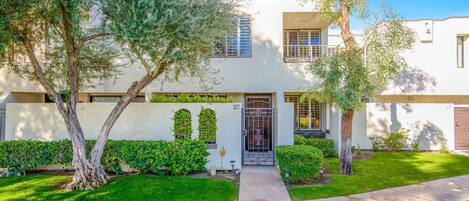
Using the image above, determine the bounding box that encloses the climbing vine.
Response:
[198,108,217,144]
[173,109,192,140]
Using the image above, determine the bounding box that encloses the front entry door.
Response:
[455,107,469,150]
[243,96,275,166]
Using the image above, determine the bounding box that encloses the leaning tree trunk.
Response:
[90,73,157,172]
[340,110,354,175]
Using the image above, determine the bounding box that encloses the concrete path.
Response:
[455,150,469,157]
[311,175,469,201]
[239,166,291,201]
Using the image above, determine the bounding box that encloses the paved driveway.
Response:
[311,175,469,201]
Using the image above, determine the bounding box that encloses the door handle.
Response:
[242,129,248,136]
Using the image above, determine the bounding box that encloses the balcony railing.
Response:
[283,45,339,63]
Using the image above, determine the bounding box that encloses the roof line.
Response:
[404,16,469,22]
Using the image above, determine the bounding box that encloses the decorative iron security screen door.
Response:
[243,96,275,166]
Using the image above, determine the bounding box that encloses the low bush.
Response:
[294,135,336,157]
[370,128,409,151]
[383,129,408,151]
[369,136,384,152]
[276,145,323,183]
[150,93,234,103]
[411,137,421,152]
[293,134,305,144]
[0,140,208,175]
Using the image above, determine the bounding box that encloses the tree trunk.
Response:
[339,0,357,49]
[64,112,107,191]
[90,73,157,170]
[340,110,354,175]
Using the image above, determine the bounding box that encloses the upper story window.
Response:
[457,36,465,68]
[285,95,321,130]
[283,29,339,63]
[212,16,251,58]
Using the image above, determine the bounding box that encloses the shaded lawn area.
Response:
[289,152,469,201]
[0,174,237,201]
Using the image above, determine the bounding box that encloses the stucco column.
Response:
[275,92,294,146]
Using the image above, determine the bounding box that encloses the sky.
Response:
[347,0,469,31]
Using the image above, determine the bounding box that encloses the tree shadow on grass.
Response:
[0,175,237,201]
[288,152,469,200]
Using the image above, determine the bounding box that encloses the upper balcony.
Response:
[283,44,339,63]
[283,12,336,63]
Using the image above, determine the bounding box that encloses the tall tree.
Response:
[0,0,118,190]
[301,0,415,174]
[88,0,239,182]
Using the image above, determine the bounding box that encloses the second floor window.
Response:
[284,30,322,63]
[457,36,465,68]
[212,16,251,58]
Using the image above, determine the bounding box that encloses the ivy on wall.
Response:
[173,109,192,140]
[198,107,217,144]
[150,93,234,103]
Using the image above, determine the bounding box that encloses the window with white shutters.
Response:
[212,16,251,58]
[283,29,325,62]
[285,95,321,130]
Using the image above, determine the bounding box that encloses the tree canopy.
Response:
[304,3,415,113]
[0,0,119,95]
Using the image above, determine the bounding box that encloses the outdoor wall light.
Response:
[284,168,290,187]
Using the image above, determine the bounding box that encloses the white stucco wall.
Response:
[327,106,341,154]
[352,103,455,151]
[0,0,328,94]
[5,103,243,169]
[383,18,469,96]
[276,103,294,146]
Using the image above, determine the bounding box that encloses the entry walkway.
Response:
[311,175,469,201]
[239,166,291,201]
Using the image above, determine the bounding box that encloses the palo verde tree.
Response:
[301,0,415,174]
[0,0,118,190]
[88,0,239,181]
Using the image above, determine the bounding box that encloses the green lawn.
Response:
[0,174,237,201]
[289,152,469,201]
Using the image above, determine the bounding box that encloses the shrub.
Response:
[294,136,336,157]
[276,145,323,183]
[150,93,234,103]
[438,136,449,153]
[411,137,421,152]
[293,134,306,145]
[0,140,208,175]
[369,136,384,152]
[173,109,192,140]
[383,129,408,151]
[198,108,217,144]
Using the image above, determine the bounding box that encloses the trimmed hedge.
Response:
[198,108,217,144]
[0,140,208,175]
[173,109,192,140]
[276,145,323,183]
[294,134,336,157]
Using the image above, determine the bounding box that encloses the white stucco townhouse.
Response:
[0,0,468,169]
